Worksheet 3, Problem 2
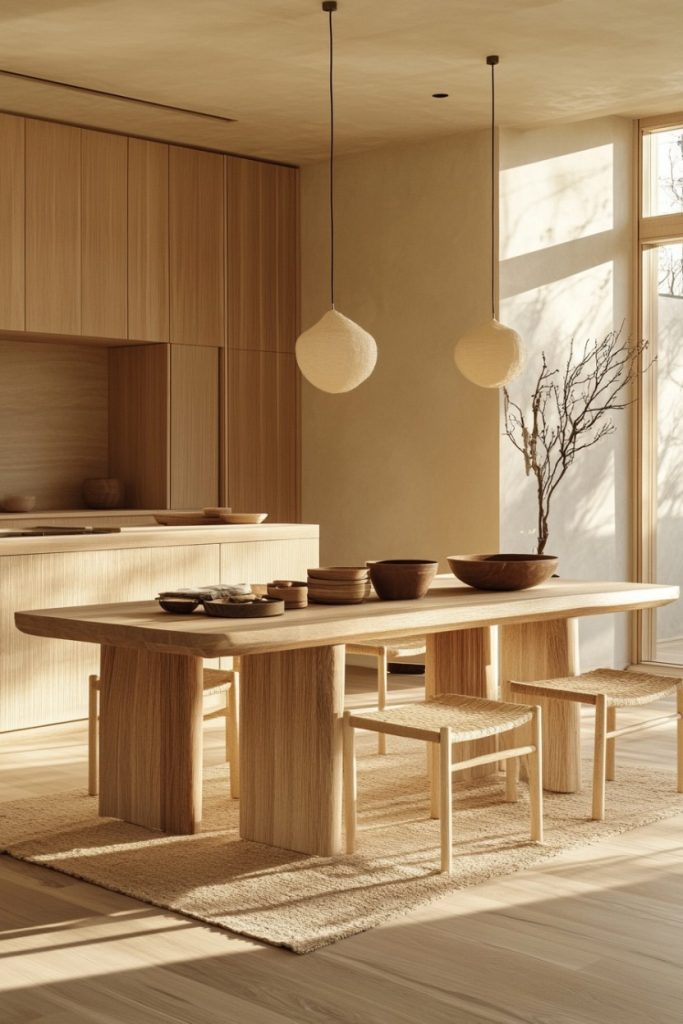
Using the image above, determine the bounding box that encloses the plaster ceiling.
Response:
[0,0,682,165]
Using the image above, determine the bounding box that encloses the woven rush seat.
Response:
[344,694,543,873]
[346,635,427,755]
[89,664,240,800]
[508,668,680,706]
[509,668,683,821]
[347,694,534,742]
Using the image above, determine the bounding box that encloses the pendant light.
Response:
[453,55,523,388]
[296,0,377,394]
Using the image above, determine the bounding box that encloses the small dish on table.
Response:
[202,596,285,617]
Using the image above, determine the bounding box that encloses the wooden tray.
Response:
[154,512,225,526]
[202,597,285,618]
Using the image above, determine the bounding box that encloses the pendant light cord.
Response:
[328,3,335,309]
[489,56,496,321]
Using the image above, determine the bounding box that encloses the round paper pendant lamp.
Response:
[453,317,523,389]
[296,309,377,394]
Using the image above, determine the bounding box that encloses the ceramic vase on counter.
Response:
[82,478,124,509]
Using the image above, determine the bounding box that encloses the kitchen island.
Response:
[1,522,318,731]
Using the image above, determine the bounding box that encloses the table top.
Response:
[15,577,678,659]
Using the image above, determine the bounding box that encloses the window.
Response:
[637,114,683,665]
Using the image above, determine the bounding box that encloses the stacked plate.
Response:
[307,566,370,604]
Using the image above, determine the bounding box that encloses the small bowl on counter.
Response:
[1,495,36,513]
[368,559,438,601]
[447,553,559,591]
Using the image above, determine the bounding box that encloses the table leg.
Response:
[426,627,499,780]
[98,644,204,834]
[499,618,581,793]
[239,644,344,856]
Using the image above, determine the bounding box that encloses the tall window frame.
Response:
[635,111,683,667]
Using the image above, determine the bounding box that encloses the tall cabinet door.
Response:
[128,138,169,342]
[0,114,25,331]
[81,129,128,339]
[169,147,224,346]
[226,157,298,352]
[170,345,219,509]
[25,119,81,335]
[225,158,300,521]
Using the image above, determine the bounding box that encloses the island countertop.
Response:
[0,522,318,556]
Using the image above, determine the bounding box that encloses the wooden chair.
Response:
[346,635,426,753]
[508,668,683,820]
[88,665,240,799]
[343,694,543,873]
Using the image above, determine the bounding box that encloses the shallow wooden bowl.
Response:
[202,597,285,617]
[368,559,438,601]
[447,553,559,591]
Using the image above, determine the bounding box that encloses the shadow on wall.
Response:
[499,118,632,670]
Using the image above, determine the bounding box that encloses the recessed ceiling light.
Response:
[432,92,449,99]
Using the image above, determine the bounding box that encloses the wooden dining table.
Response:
[15,576,678,856]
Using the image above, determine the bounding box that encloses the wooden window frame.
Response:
[633,112,683,668]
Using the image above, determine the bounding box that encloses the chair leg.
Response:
[228,673,240,800]
[377,649,388,754]
[528,706,543,843]
[592,695,608,821]
[606,705,616,781]
[429,740,440,819]
[439,727,453,874]
[677,685,683,794]
[343,712,357,854]
[505,754,519,803]
[88,674,99,796]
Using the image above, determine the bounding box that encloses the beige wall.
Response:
[300,130,500,567]
[499,116,634,669]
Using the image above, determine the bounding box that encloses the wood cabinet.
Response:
[128,138,169,342]
[82,129,128,338]
[170,345,219,508]
[226,350,299,522]
[169,146,224,346]
[226,157,298,353]
[0,113,300,519]
[0,114,25,331]
[25,119,81,334]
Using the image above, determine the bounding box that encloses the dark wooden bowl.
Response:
[447,553,558,591]
[157,597,200,614]
[368,559,438,601]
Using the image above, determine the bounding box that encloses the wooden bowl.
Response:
[83,477,124,509]
[447,553,559,591]
[267,581,308,608]
[157,597,200,614]
[307,566,369,581]
[1,495,36,513]
[202,597,285,617]
[368,559,438,601]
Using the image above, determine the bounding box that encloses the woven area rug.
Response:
[2,740,682,954]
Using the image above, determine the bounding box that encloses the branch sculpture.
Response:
[503,327,650,554]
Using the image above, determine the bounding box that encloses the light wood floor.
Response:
[2,667,683,1024]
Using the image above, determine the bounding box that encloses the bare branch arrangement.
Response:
[503,327,651,555]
